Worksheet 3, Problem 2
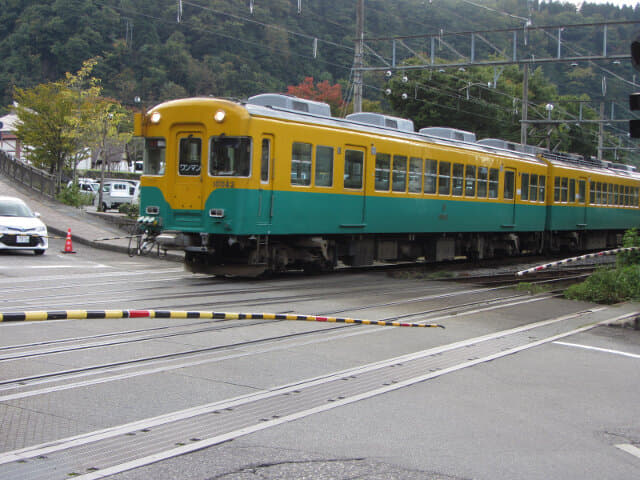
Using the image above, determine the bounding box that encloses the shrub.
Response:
[617,228,640,267]
[564,265,640,304]
[118,202,140,218]
[56,184,95,207]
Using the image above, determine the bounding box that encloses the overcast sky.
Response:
[560,0,638,7]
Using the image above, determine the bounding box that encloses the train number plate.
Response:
[16,235,30,243]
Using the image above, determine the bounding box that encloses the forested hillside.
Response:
[1,0,639,160]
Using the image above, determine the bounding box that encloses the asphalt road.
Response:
[1,239,638,480]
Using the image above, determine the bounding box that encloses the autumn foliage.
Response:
[287,77,343,112]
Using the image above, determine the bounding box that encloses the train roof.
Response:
[541,151,639,178]
[244,96,543,165]
[240,94,636,176]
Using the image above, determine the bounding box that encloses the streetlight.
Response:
[545,103,554,120]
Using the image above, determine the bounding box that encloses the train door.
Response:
[257,134,274,225]
[503,167,517,226]
[577,177,588,228]
[341,145,367,227]
[173,129,205,211]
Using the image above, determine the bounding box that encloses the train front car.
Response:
[134,98,270,276]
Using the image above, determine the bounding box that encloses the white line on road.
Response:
[616,444,640,459]
[0,306,617,468]
[553,341,640,359]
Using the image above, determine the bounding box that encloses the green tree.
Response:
[13,82,77,188]
[64,59,131,211]
[13,58,131,193]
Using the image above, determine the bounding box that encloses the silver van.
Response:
[97,180,140,211]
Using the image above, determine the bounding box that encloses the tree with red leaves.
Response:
[287,77,343,114]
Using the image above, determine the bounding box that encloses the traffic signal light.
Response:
[631,33,640,138]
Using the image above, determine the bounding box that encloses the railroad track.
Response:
[0,284,553,397]
[2,304,637,480]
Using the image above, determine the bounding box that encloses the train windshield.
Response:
[143,138,166,175]
[210,136,251,177]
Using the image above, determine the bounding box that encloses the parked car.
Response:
[0,196,48,255]
[97,180,140,211]
[67,178,100,196]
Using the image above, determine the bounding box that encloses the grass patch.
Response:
[563,229,640,304]
[516,282,553,295]
[388,269,456,280]
[564,265,640,304]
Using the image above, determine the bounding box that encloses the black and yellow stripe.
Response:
[0,310,444,328]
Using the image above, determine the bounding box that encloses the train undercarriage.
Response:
[154,229,624,276]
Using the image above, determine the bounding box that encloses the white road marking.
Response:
[0,294,563,394]
[0,307,619,468]
[553,341,640,359]
[616,444,640,459]
[0,265,75,269]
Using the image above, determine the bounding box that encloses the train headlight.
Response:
[214,109,226,123]
[150,112,161,124]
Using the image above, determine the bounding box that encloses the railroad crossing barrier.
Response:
[516,247,640,276]
[0,310,445,328]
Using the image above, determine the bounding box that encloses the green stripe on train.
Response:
[141,186,551,235]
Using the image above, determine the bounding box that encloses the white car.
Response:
[0,196,48,255]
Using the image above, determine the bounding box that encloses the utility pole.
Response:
[598,101,605,160]
[353,0,364,113]
[521,63,529,145]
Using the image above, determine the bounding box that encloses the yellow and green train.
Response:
[133,94,640,275]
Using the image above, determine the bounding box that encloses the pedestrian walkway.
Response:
[1,175,139,255]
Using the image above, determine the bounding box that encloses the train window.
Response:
[315,146,333,187]
[539,175,546,201]
[589,182,595,204]
[452,163,464,196]
[424,159,437,194]
[488,168,499,199]
[178,137,201,176]
[375,153,391,191]
[438,161,451,195]
[553,177,560,202]
[521,173,529,201]
[569,179,576,203]
[625,186,631,206]
[477,167,488,198]
[291,142,312,186]
[607,184,614,205]
[392,155,407,192]
[503,170,515,200]
[210,136,251,177]
[596,182,603,204]
[344,149,363,189]
[465,165,476,197]
[408,157,422,193]
[261,139,270,182]
[614,185,620,205]
[561,178,568,203]
[578,180,586,204]
[530,174,538,202]
[143,138,166,175]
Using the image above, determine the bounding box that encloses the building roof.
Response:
[0,113,19,133]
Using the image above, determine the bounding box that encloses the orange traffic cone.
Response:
[61,228,76,254]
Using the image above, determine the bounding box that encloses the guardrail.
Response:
[0,151,56,197]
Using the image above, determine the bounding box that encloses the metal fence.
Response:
[0,151,56,198]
